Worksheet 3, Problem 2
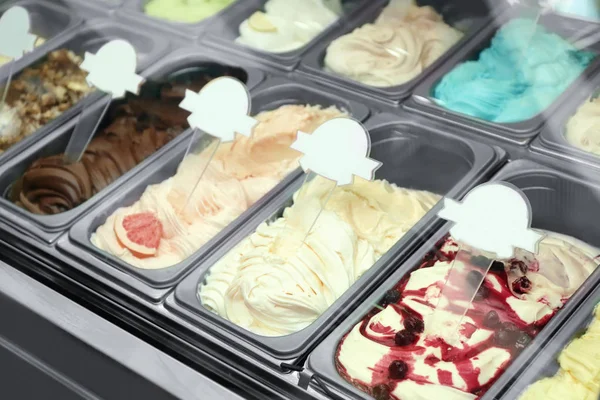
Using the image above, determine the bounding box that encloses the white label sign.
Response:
[80,39,144,99]
[291,117,381,186]
[438,182,544,259]
[179,77,258,142]
[0,6,36,60]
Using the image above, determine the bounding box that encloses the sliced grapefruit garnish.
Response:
[114,212,163,258]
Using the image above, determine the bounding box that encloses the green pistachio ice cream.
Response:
[144,0,235,23]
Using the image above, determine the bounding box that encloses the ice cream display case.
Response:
[0,0,597,400]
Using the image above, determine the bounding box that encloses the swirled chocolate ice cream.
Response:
[10,73,223,215]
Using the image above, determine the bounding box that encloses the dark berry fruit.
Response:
[502,322,519,332]
[388,360,409,380]
[474,284,490,301]
[510,260,528,274]
[394,329,417,346]
[483,311,501,329]
[404,316,424,334]
[494,329,514,347]
[435,250,450,262]
[467,270,484,287]
[515,333,532,350]
[381,289,401,306]
[471,255,492,268]
[512,276,532,294]
[490,260,505,272]
[372,384,391,400]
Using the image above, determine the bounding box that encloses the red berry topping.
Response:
[388,360,409,380]
[515,333,532,351]
[380,289,401,307]
[404,316,424,334]
[372,384,391,400]
[483,311,501,329]
[394,329,417,346]
[512,276,532,294]
[510,260,528,274]
[467,270,484,287]
[494,329,514,347]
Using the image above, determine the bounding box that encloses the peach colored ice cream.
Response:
[91,104,345,269]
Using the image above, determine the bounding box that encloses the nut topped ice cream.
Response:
[324,0,463,87]
[336,232,599,399]
[0,49,92,153]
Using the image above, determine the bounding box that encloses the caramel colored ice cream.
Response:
[324,0,463,87]
[91,104,346,269]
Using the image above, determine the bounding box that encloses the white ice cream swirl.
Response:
[236,0,342,53]
[324,0,463,87]
[199,176,440,336]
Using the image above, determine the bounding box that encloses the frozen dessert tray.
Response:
[0,0,82,68]
[298,0,501,103]
[56,0,125,18]
[1,1,600,400]
[57,76,369,301]
[499,283,600,399]
[201,0,370,71]
[0,47,261,244]
[163,110,505,367]
[117,0,247,38]
[304,159,600,400]
[531,69,600,171]
[0,17,169,176]
[406,6,600,146]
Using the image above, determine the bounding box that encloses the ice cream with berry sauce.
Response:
[336,231,599,399]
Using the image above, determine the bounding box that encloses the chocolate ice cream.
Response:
[9,74,220,215]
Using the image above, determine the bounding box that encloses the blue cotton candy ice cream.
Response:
[433,18,595,123]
